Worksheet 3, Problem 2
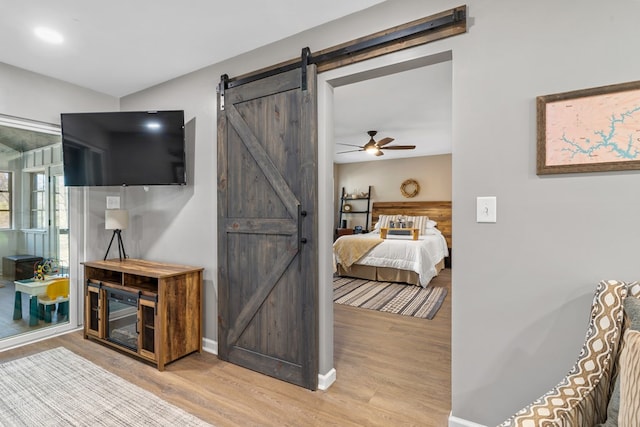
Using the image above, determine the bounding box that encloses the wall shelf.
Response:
[338,186,372,235]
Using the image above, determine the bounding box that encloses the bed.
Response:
[333,201,452,287]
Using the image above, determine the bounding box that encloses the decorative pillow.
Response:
[619,329,640,426]
[597,296,640,426]
[374,214,437,234]
[406,216,427,233]
[376,214,394,229]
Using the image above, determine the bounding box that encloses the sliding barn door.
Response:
[217,64,318,389]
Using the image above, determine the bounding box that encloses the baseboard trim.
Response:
[449,412,487,427]
[202,337,218,355]
[199,339,335,391]
[317,368,336,390]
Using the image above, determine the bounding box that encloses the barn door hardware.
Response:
[218,74,229,111]
[301,47,311,91]
[219,5,467,93]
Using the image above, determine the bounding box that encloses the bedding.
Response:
[333,228,449,288]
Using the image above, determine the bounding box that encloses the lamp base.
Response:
[104,229,127,261]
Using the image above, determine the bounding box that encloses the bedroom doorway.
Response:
[317,47,453,412]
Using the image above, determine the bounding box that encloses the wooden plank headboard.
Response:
[372,201,452,248]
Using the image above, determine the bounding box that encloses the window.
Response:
[0,171,11,229]
[52,175,69,268]
[31,172,46,229]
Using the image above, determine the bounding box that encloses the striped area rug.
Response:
[333,276,448,320]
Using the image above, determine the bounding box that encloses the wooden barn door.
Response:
[217,61,318,389]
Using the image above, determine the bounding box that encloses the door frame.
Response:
[317,45,454,390]
[0,117,80,351]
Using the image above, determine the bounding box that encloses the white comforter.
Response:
[335,229,449,287]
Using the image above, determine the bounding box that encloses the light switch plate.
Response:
[477,196,497,223]
[106,196,120,209]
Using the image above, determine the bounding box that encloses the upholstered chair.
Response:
[499,280,640,426]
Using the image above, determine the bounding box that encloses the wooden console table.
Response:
[380,227,420,240]
[82,258,203,370]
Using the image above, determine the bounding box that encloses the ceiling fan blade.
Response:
[376,137,395,147]
[381,145,416,150]
[337,149,365,154]
[336,142,364,148]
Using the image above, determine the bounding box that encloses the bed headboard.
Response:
[371,201,452,248]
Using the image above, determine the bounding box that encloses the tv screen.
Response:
[61,110,186,186]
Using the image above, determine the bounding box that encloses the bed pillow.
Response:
[619,329,640,426]
[376,214,394,229]
[403,215,435,234]
[374,214,437,234]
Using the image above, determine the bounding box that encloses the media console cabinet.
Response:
[82,258,203,371]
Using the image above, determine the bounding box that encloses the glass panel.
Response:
[0,172,9,191]
[107,290,138,351]
[0,211,9,229]
[141,304,155,353]
[89,291,99,333]
[54,177,68,229]
[31,211,45,229]
[0,192,9,210]
[35,173,46,191]
[36,192,45,209]
[0,116,71,347]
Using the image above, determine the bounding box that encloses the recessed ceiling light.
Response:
[34,27,64,44]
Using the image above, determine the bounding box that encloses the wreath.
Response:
[400,179,420,198]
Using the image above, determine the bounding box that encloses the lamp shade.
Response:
[105,209,129,230]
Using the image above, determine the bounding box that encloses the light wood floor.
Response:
[0,269,451,426]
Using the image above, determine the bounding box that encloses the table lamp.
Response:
[104,209,129,261]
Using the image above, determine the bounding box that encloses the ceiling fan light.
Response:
[365,145,379,155]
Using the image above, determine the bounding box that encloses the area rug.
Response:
[333,277,447,320]
[0,347,212,426]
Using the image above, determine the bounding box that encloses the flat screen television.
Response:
[61,110,186,186]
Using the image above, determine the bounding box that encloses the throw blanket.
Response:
[333,234,383,269]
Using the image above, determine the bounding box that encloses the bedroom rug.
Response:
[333,276,447,320]
[0,347,212,427]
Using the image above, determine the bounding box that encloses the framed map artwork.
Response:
[537,80,640,174]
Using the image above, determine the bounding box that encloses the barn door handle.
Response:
[297,205,308,248]
[297,205,307,270]
[297,205,308,272]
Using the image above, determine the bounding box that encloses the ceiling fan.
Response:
[337,130,416,156]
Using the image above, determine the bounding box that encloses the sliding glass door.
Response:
[0,114,74,346]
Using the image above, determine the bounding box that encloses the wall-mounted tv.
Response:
[61,110,186,186]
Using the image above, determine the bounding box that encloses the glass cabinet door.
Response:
[85,283,102,338]
[138,297,156,360]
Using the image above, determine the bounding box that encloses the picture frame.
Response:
[537,80,640,175]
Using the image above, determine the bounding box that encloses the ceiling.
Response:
[0,0,385,97]
[0,125,59,154]
[333,59,452,164]
[0,1,452,164]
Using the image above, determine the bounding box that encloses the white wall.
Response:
[0,62,118,124]
[449,0,640,423]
